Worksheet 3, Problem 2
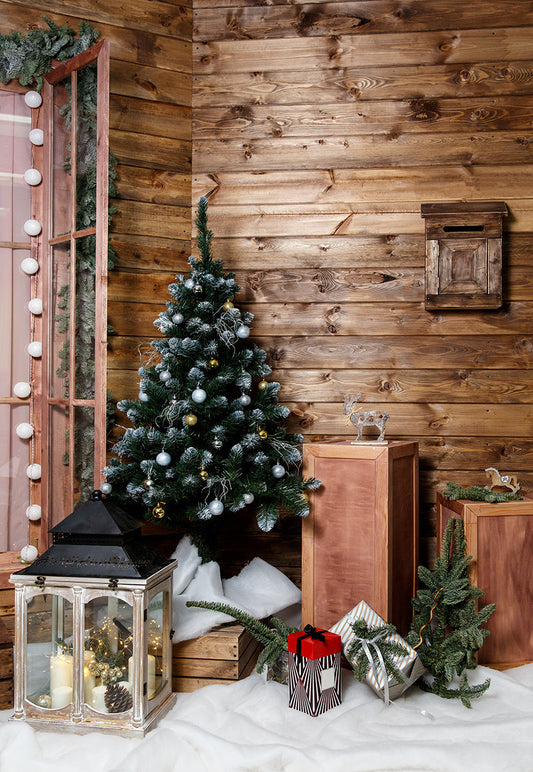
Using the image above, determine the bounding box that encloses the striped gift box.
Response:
[330,601,425,702]
[287,628,342,717]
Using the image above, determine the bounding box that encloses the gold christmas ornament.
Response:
[223,301,234,311]
[144,478,154,488]
[152,502,166,519]
[185,413,198,426]
[258,379,268,390]
[302,493,309,502]
[258,427,268,440]
[199,468,209,481]
[208,358,219,369]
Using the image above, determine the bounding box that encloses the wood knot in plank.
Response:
[378,379,402,394]
[469,105,496,122]
[312,269,338,294]
[408,99,440,122]
[133,74,157,95]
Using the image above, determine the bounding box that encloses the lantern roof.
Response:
[16,490,175,580]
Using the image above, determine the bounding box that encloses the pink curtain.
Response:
[0,91,33,551]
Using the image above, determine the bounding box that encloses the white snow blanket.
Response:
[171,536,302,642]
[1,663,533,772]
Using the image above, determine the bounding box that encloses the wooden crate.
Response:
[302,441,419,636]
[172,623,261,693]
[0,617,13,710]
[437,493,533,669]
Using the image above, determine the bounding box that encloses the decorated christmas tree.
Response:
[103,197,319,548]
[406,516,496,707]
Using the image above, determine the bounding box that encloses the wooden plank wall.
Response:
[191,0,533,573]
[0,0,192,619]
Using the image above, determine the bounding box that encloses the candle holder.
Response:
[10,490,177,736]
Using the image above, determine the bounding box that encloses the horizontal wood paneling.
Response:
[192,133,533,172]
[194,61,533,107]
[194,28,533,75]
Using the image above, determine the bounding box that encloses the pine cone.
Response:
[104,683,133,713]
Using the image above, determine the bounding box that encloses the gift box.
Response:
[330,601,425,703]
[287,625,342,716]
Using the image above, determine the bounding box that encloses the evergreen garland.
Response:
[186,600,298,673]
[443,481,523,504]
[347,619,410,686]
[0,17,118,501]
[406,517,496,708]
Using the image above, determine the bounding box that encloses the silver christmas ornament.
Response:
[193,283,203,294]
[139,391,149,402]
[208,499,224,516]
[192,387,207,403]
[236,325,250,339]
[272,464,285,478]
[101,482,112,495]
[156,451,171,466]
[172,312,184,324]
[243,493,255,505]
[184,278,194,289]
[213,438,223,449]
[239,394,251,406]
[159,370,172,382]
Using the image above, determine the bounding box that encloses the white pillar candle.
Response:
[128,654,156,699]
[83,666,95,704]
[51,685,72,709]
[90,684,108,713]
[50,654,73,691]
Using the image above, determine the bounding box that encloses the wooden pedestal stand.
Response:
[437,493,533,669]
[302,441,419,636]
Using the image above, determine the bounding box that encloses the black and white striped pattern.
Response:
[288,651,342,717]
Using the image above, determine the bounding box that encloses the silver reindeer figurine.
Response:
[344,393,389,443]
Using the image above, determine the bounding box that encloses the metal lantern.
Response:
[9,491,177,735]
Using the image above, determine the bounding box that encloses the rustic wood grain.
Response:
[195,3,533,40]
[193,61,533,107]
[194,165,533,205]
[194,96,533,139]
[111,62,191,106]
[111,97,191,141]
[109,234,190,271]
[194,29,533,75]
[110,129,191,171]
[116,166,191,205]
[192,132,533,173]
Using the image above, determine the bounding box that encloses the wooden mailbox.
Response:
[422,201,507,310]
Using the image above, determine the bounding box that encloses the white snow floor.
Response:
[1,662,533,772]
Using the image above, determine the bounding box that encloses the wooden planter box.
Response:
[437,493,533,669]
[172,623,261,692]
[302,441,419,636]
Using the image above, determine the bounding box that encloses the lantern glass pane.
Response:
[51,77,72,239]
[84,595,133,714]
[26,593,73,710]
[147,590,167,701]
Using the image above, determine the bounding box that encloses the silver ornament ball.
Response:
[159,370,172,383]
[243,493,255,505]
[208,499,224,516]
[239,394,251,406]
[192,387,207,404]
[101,482,112,495]
[184,278,194,289]
[156,451,171,466]
[172,312,184,324]
[272,464,285,478]
[236,325,250,339]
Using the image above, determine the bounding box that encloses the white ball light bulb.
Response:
[27,341,42,358]
[24,90,42,108]
[156,451,171,466]
[236,325,250,339]
[26,463,42,480]
[192,388,207,404]
[20,544,38,563]
[21,257,39,275]
[26,504,42,521]
[208,499,224,516]
[272,464,285,478]
[13,382,31,398]
[16,422,34,439]
[101,482,112,495]
[28,298,43,315]
[23,168,42,186]
[23,219,42,236]
[29,128,44,145]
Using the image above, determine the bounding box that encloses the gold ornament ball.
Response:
[258,380,268,390]
[302,493,309,502]
[152,502,166,519]
[185,413,198,426]
[258,428,268,440]
[199,468,209,480]
[208,358,219,369]
[223,301,234,311]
